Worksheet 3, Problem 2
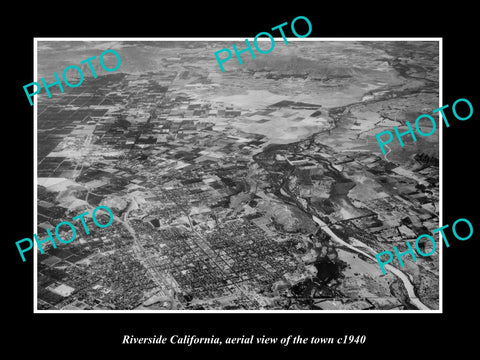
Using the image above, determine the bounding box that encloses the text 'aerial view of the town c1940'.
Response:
[35,40,439,311]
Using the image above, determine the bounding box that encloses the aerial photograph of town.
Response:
[35,39,440,311]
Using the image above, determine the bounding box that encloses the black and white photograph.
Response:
[4,4,478,356]
[34,39,440,312]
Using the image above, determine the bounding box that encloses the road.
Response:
[121,199,179,298]
[171,197,263,307]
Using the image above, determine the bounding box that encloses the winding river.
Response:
[311,215,430,310]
